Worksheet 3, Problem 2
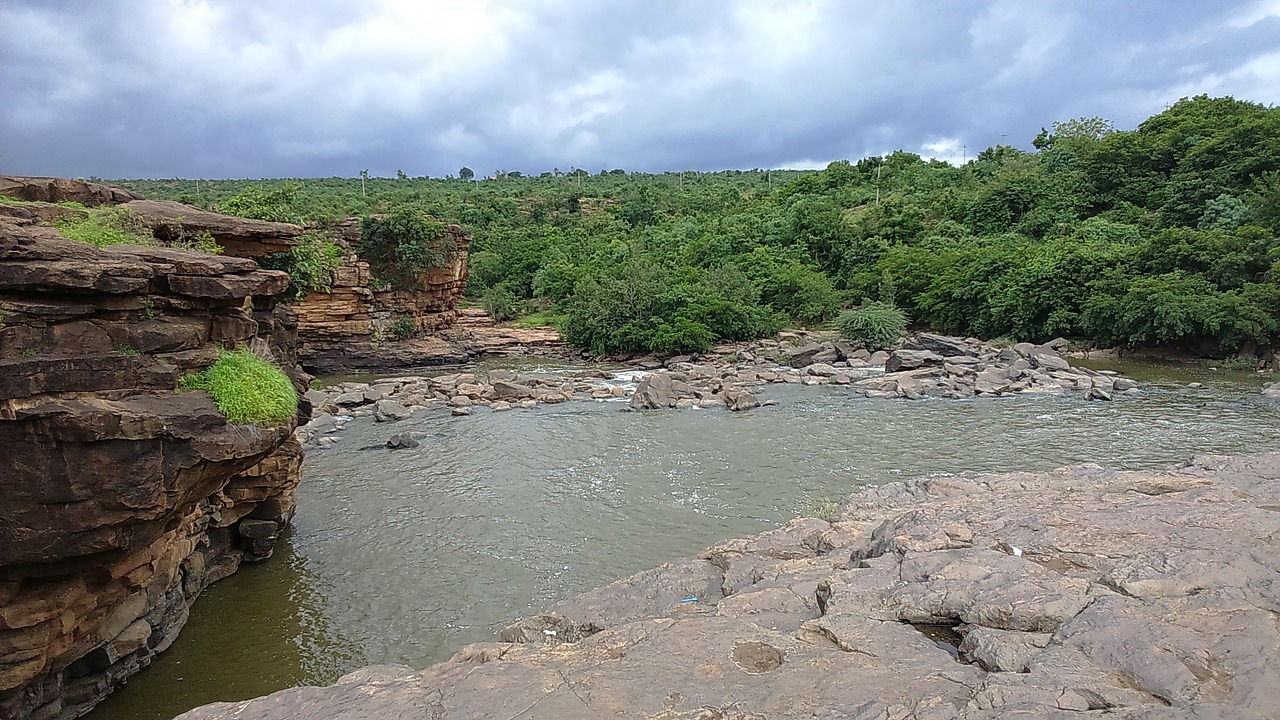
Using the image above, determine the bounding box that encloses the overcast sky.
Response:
[2,0,1278,180]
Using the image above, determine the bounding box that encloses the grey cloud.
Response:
[1,0,1276,179]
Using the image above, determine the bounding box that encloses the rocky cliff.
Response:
[179,453,1280,720]
[291,218,471,372]
[0,212,305,719]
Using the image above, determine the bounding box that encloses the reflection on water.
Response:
[92,361,1280,719]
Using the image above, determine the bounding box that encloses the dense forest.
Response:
[113,95,1280,359]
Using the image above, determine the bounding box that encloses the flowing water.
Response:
[92,359,1280,719]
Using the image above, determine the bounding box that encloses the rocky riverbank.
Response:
[0,201,305,718]
[177,452,1280,719]
[296,331,1141,446]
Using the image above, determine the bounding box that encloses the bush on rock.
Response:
[179,349,298,425]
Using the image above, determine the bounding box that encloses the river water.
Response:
[92,359,1280,719]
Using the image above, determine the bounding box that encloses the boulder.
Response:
[722,388,760,411]
[805,363,839,378]
[901,333,973,357]
[491,380,536,400]
[884,349,945,373]
[455,382,489,398]
[303,389,332,411]
[334,391,368,407]
[974,367,1012,394]
[630,373,676,410]
[373,400,413,422]
[1113,378,1139,392]
[1029,351,1070,371]
[785,343,826,368]
[1012,342,1037,358]
[1263,382,1280,400]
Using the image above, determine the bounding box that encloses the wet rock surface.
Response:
[0,210,304,718]
[178,453,1280,720]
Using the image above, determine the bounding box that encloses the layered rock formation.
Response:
[2,176,491,374]
[121,199,303,258]
[0,175,304,259]
[180,453,1280,719]
[0,215,305,719]
[292,218,472,372]
[0,176,142,207]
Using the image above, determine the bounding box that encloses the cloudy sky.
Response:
[2,0,1278,179]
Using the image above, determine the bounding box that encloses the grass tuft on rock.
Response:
[56,206,156,248]
[179,349,298,426]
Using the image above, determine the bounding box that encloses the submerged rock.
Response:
[384,433,418,449]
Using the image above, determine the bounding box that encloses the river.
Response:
[91,358,1280,719]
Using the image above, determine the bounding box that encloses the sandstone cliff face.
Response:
[292,218,471,372]
[0,215,305,720]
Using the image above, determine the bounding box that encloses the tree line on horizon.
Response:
[114,94,1280,359]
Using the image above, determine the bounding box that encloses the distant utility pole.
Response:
[962,144,967,164]
[767,170,772,192]
[360,169,369,196]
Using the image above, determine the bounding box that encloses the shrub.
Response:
[358,206,453,288]
[1219,354,1259,370]
[220,183,301,223]
[172,230,223,255]
[808,498,842,522]
[260,232,344,300]
[836,302,908,351]
[389,314,416,340]
[178,349,298,426]
[482,284,520,322]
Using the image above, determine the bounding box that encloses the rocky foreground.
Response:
[179,453,1280,719]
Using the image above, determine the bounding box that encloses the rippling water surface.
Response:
[92,359,1280,719]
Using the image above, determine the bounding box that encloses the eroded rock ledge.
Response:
[178,453,1280,719]
[0,218,305,719]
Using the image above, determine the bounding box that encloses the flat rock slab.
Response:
[180,453,1280,720]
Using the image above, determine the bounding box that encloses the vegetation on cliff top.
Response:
[259,232,344,301]
[116,94,1280,358]
[178,349,298,426]
[43,205,223,254]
